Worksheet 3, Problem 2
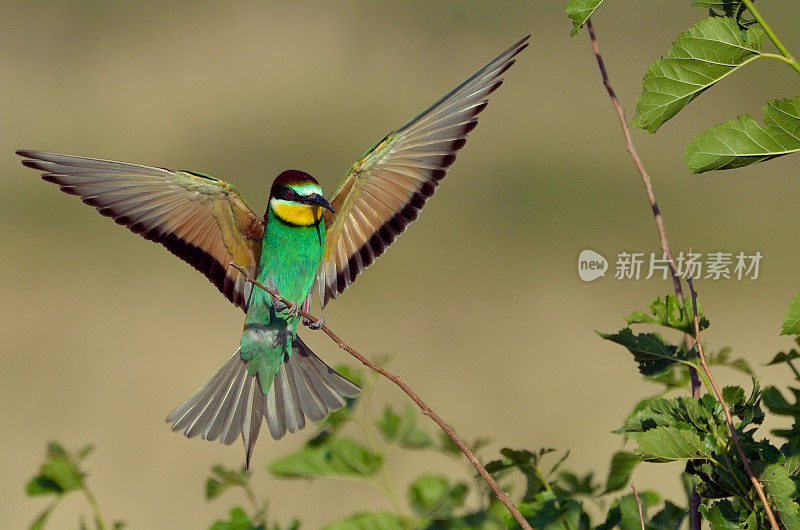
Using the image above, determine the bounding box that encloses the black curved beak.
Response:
[301,193,335,213]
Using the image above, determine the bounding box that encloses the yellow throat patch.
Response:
[270,198,322,226]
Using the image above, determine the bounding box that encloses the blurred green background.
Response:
[4,1,800,527]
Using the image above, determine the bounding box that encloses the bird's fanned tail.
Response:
[165,335,359,470]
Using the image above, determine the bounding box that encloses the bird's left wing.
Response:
[315,36,529,306]
[17,150,265,310]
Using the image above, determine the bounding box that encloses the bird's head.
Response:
[268,170,334,226]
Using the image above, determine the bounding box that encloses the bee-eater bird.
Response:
[17,35,529,468]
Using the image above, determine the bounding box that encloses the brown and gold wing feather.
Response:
[316,35,529,306]
[17,150,265,311]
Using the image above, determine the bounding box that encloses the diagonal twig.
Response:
[630,483,645,530]
[229,262,533,530]
[584,17,704,528]
[687,277,780,530]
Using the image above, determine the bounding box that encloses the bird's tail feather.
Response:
[165,335,359,469]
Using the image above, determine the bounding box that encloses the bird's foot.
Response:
[303,316,325,330]
[274,298,299,319]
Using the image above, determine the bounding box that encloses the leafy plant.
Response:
[25,442,124,530]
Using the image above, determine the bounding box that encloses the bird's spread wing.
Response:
[17,150,265,310]
[315,36,529,306]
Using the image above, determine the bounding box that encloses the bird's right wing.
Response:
[17,150,265,310]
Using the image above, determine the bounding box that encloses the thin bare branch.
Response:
[584,18,700,394]
[229,262,532,530]
[584,17,703,529]
[630,483,645,530]
[687,277,780,530]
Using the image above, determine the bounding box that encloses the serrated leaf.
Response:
[623,295,709,333]
[375,405,432,449]
[632,17,765,133]
[566,0,603,36]
[598,328,685,375]
[783,288,800,336]
[604,451,641,493]
[407,474,468,519]
[322,512,405,530]
[630,425,709,462]
[687,96,800,172]
[762,463,800,529]
[209,507,262,530]
[268,438,381,479]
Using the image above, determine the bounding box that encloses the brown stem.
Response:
[229,262,532,530]
[584,18,700,394]
[583,17,703,528]
[630,483,645,530]
[686,278,780,530]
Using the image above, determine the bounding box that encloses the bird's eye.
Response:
[284,188,299,200]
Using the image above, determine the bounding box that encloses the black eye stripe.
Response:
[276,186,300,201]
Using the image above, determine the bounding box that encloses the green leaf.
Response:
[566,0,603,36]
[209,507,263,530]
[598,328,686,376]
[691,1,741,17]
[618,395,719,435]
[334,364,363,387]
[762,386,800,418]
[762,463,800,529]
[632,17,765,133]
[46,441,68,460]
[708,346,754,376]
[687,96,800,172]
[74,445,94,462]
[700,501,744,529]
[26,475,64,496]
[623,295,709,333]
[407,474,468,519]
[375,405,432,449]
[558,471,597,496]
[436,431,462,457]
[268,438,381,479]
[205,465,248,501]
[515,490,591,529]
[650,500,687,528]
[604,451,641,493]
[630,425,709,462]
[548,450,571,478]
[767,348,800,366]
[322,512,405,530]
[783,288,800,335]
[29,499,59,530]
